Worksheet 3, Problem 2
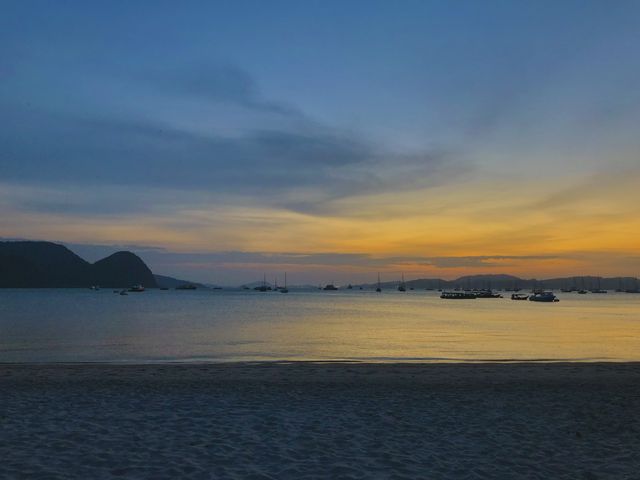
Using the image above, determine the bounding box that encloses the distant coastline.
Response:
[0,240,638,290]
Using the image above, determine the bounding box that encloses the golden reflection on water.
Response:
[200,291,640,362]
[0,290,639,362]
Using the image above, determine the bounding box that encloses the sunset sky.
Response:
[2,1,640,284]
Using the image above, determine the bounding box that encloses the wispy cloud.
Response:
[0,95,455,216]
[148,63,300,116]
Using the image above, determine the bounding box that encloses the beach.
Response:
[1,362,639,479]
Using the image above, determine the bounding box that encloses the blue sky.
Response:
[1,1,640,284]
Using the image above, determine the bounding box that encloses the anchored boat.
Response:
[440,291,477,300]
[529,291,559,302]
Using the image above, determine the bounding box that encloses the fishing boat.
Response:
[440,291,477,300]
[511,293,529,300]
[323,284,338,291]
[128,284,145,292]
[376,273,382,292]
[529,291,559,302]
[280,273,289,293]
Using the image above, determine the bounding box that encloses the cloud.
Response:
[419,255,559,269]
[149,64,299,116]
[0,100,452,216]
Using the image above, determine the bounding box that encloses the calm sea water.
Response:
[0,289,639,363]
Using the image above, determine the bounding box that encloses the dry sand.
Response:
[1,362,639,479]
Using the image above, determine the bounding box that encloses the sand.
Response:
[1,362,639,479]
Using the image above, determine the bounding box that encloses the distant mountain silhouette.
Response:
[154,274,208,289]
[361,273,639,290]
[0,241,157,288]
[91,251,157,288]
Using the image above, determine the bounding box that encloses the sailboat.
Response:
[254,274,269,292]
[577,276,588,294]
[625,277,640,293]
[376,273,382,292]
[590,277,607,293]
[280,273,289,293]
[398,273,406,292]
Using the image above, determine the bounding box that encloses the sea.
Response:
[0,288,639,363]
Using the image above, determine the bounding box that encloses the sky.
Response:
[1,0,640,285]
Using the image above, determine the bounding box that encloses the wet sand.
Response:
[1,362,639,479]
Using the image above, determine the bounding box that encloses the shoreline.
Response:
[3,361,640,386]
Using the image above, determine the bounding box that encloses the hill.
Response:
[359,273,638,290]
[154,274,208,289]
[0,241,158,288]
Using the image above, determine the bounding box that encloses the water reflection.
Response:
[0,289,639,362]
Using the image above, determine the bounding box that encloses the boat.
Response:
[176,284,197,290]
[590,277,606,293]
[577,289,588,294]
[323,284,338,291]
[474,289,502,298]
[529,291,559,302]
[280,273,289,293]
[440,291,477,299]
[347,284,353,289]
[89,285,100,291]
[625,277,639,293]
[119,289,128,296]
[376,273,382,293]
[398,274,406,292]
[254,274,270,292]
[561,278,576,292]
[159,287,169,290]
[128,284,145,292]
[511,293,529,300]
